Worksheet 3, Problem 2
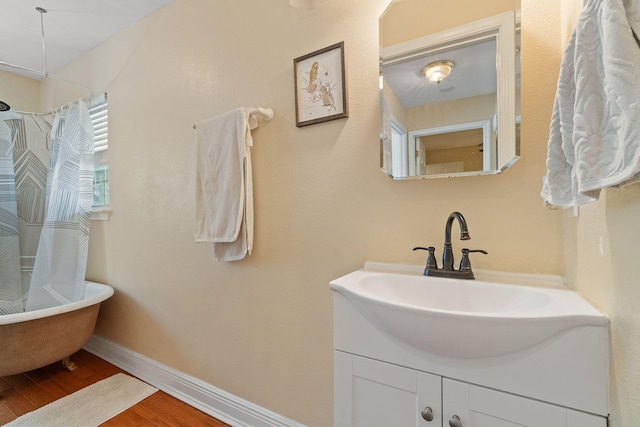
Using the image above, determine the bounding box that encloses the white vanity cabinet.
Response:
[331,265,610,427]
[441,377,605,427]
[335,352,442,426]
[335,351,606,427]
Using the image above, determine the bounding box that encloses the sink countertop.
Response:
[362,260,569,288]
[330,261,608,359]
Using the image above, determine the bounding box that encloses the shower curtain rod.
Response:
[0,60,95,98]
[10,92,106,117]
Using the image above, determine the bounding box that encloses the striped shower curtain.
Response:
[0,111,23,314]
[25,101,95,311]
[0,100,94,313]
[0,112,53,314]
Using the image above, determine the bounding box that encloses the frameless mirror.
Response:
[380,0,521,179]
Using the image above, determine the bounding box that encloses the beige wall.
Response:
[14,0,573,425]
[0,70,41,112]
[564,190,640,426]
[406,93,496,131]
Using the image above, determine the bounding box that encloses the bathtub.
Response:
[0,281,114,376]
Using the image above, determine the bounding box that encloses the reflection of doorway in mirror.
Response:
[419,129,484,174]
[381,105,409,177]
[390,121,408,178]
[408,120,491,177]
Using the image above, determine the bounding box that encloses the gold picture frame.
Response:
[294,42,348,127]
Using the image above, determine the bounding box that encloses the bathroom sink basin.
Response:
[330,268,608,358]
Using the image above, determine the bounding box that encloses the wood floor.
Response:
[0,349,230,426]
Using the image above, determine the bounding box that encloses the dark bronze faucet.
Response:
[413,211,487,280]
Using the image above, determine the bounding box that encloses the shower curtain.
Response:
[0,101,94,314]
[0,110,26,315]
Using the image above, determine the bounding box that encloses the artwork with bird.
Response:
[294,42,347,126]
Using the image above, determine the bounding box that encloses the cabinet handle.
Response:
[421,406,434,421]
[449,415,462,427]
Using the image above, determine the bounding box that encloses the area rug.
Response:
[5,373,158,426]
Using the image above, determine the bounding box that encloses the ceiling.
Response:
[383,34,521,108]
[383,39,498,108]
[0,0,173,79]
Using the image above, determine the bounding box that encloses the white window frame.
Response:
[88,94,111,220]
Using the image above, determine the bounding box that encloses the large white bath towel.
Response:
[541,0,640,207]
[195,108,258,261]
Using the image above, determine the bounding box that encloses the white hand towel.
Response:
[195,108,258,261]
[541,0,640,208]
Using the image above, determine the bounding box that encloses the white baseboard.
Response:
[83,335,307,427]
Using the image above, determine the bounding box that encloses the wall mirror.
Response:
[380,0,521,179]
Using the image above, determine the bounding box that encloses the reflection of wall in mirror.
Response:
[382,84,406,125]
[380,0,521,48]
[406,93,495,132]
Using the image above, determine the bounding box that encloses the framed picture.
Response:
[294,42,348,127]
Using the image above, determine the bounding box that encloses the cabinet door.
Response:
[442,378,606,427]
[334,351,442,427]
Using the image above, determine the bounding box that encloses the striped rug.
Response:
[5,373,158,426]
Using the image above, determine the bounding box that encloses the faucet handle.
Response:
[459,248,488,272]
[413,246,438,270]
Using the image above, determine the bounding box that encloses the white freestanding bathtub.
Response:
[0,281,114,376]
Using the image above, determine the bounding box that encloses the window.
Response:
[89,98,109,208]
